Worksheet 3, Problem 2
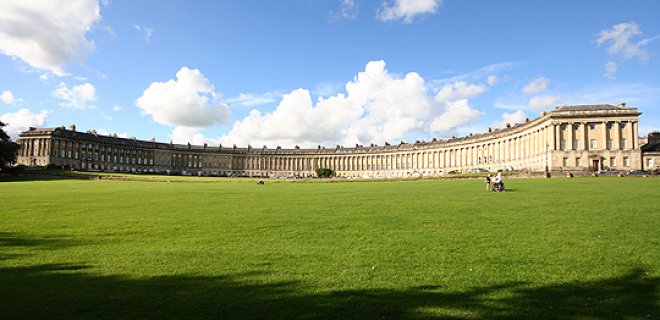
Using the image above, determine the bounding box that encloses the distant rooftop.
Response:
[554,103,629,112]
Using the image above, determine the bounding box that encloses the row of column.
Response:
[228,125,552,175]
[23,120,639,174]
[553,120,637,151]
[19,137,50,157]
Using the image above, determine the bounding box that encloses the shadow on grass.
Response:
[0,232,81,249]
[1,234,657,319]
[0,170,92,182]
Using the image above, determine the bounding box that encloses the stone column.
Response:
[447,150,451,168]
[600,121,608,150]
[566,125,573,150]
[627,121,634,150]
[512,138,516,160]
[512,138,517,160]
[465,148,469,166]
[441,150,446,168]
[632,121,638,149]
[45,139,50,157]
[613,121,621,149]
[462,148,467,167]
[455,149,460,168]
[554,124,560,150]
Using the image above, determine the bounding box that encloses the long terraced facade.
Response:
[16,104,645,177]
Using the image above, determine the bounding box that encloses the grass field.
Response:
[1,176,658,319]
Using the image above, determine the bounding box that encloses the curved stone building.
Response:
[16,103,649,177]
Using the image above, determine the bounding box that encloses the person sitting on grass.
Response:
[492,172,505,192]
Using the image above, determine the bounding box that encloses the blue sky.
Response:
[1,0,659,147]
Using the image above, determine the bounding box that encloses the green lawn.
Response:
[1,177,658,319]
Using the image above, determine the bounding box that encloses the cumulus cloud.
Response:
[435,81,486,102]
[53,82,97,109]
[313,82,343,97]
[170,126,222,145]
[604,61,617,79]
[0,108,51,139]
[377,0,441,23]
[136,67,230,128]
[1,90,21,105]
[528,95,561,111]
[428,99,483,134]
[330,0,359,21]
[522,76,549,94]
[219,60,484,147]
[491,110,528,129]
[596,22,655,62]
[0,0,100,76]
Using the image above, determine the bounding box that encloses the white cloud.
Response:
[134,24,155,44]
[1,90,21,105]
[170,126,222,145]
[330,0,359,21]
[434,81,486,102]
[487,75,498,86]
[431,61,522,87]
[136,67,230,128]
[491,110,528,129]
[528,95,561,111]
[596,22,654,61]
[313,81,343,97]
[428,99,483,134]
[522,76,549,94]
[102,25,117,38]
[0,108,51,139]
[568,83,660,106]
[53,82,97,109]
[604,61,617,79]
[95,128,129,138]
[111,104,123,111]
[377,0,441,23]
[0,0,100,76]
[220,60,484,147]
[226,91,283,108]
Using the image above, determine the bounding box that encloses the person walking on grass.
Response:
[485,175,491,191]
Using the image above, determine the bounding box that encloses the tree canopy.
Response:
[0,121,20,168]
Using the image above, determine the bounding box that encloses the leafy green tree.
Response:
[0,121,20,169]
[315,168,334,178]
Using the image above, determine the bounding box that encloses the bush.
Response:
[4,165,26,174]
[315,168,334,178]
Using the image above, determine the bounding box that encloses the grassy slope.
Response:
[0,177,658,319]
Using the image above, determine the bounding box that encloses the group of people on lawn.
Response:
[484,173,505,192]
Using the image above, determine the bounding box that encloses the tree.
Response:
[315,168,334,178]
[0,121,20,169]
